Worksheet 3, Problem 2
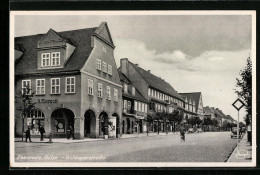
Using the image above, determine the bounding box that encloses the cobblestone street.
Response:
[15,132,238,162]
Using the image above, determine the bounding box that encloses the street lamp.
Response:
[232,98,245,162]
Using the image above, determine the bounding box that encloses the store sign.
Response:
[38,99,58,104]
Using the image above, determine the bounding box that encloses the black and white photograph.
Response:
[10,11,256,167]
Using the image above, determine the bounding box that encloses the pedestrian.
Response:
[25,128,32,142]
[180,125,186,142]
[39,125,45,141]
[67,125,74,140]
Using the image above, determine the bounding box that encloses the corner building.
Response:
[15,22,122,139]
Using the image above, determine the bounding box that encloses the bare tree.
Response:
[15,85,36,141]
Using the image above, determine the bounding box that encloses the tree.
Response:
[235,56,252,125]
[212,118,219,127]
[15,85,36,141]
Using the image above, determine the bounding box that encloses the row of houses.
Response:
[14,22,233,139]
[203,106,236,129]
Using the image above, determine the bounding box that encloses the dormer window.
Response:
[132,86,135,96]
[124,83,128,93]
[51,52,60,66]
[37,28,75,70]
[41,53,50,67]
[41,52,60,68]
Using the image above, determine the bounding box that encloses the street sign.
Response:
[232,98,245,162]
[232,98,245,111]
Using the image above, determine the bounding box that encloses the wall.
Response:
[15,73,81,138]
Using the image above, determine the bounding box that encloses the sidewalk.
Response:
[227,134,252,162]
[15,132,178,143]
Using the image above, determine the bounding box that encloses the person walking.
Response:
[39,125,45,141]
[180,125,186,142]
[67,125,74,140]
[25,128,32,142]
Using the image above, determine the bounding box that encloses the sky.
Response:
[14,13,253,121]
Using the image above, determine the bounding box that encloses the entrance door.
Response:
[139,120,143,133]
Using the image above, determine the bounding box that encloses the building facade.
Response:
[118,71,149,134]
[118,58,185,133]
[15,22,122,139]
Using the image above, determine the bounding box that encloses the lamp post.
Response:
[232,98,245,162]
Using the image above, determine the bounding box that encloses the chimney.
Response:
[120,58,129,78]
[148,70,151,73]
[135,64,139,67]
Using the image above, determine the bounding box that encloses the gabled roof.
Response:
[180,92,201,112]
[15,27,98,75]
[129,62,182,99]
[203,106,215,114]
[118,71,148,104]
[226,115,235,122]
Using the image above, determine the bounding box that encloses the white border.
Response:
[10,10,256,168]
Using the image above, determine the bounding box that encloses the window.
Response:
[51,78,60,94]
[98,83,102,98]
[102,47,107,52]
[88,79,93,95]
[152,89,154,97]
[51,52,60,66]
[65,77,75,93]
[142,103,145,112]
[139,102,141,112]
[114,88,118,101]
[107,86,111,100]
[28,109,45,135]
[132,86,135,96]
[127,101,131,111]
[108,65,112,75]
[41,53,50,67]
[148,88,151,96]
[144,104,147,113]
[102,62,107,73]
[134,101,138,111]
[123,100,127,112]
[22,80,31,95]
[36,79,45,95]
[97,59,101,70]
[124,83,128,93]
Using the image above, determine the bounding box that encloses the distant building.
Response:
[118,58,184,132]
[118,71,149,134]
[15,22,122,139]
[180,92,204,120]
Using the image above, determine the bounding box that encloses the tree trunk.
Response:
[22,115,24,141]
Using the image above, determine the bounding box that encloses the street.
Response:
[15,132,237,162]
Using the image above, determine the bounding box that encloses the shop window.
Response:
[22,79,31,95]
[27,109,45,135]
[65,77,75,93]
[53,111,65,133]
[36,79,45,95]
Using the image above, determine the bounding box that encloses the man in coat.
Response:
[39,125,45,141]
[25,128,32,142]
